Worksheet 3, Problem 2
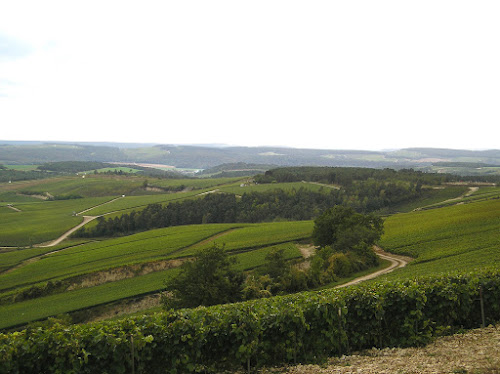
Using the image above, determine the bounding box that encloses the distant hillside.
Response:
[196,162,276,177]
[1,141,499,171]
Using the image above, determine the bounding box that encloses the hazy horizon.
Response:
[0,138,498,153]
[1,1,499,151]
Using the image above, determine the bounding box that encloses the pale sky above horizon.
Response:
[0,1,499,151]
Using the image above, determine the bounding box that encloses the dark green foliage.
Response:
[312,206,383,253]
[0,169,56,183]
[256,166,456,185]
[197,162,275,177]
[75,189,342,237]
[162,245,245,309]
[37,161,111,173]
[52,194,83,200]
[2,270,499,373]
[258,165,500,185]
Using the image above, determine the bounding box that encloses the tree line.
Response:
[163,206,383,309]
[256,166,500,184]
[75,180,415,238]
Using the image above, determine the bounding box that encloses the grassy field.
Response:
[218,181,338,195]
[0,239,89,273]
[0,243,303,329]
[3,175,147,197]
[82,189,204,216]
[0,176,248,246]
[151,177,243,189]
[0,191,42,203]
[0,222,309,329]
[2,165,40,171]
[0,224,235,293]
[181,220,313,255]
[0,267,180,329]
[1,172,496,331]
[0,221,312,294]
[379,198,500,279]
[0,197,114,246]
[0,175,243,199]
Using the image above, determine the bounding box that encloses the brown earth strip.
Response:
[76,196,124,215]
[336,246,411,289]
[252,324,500,374]
[36,216,98,247]
[6,204,21,212]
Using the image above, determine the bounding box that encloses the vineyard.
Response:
[1,269,499,373]
[379,198,500,279]
[0,221,310,329]
[0,165,499,372]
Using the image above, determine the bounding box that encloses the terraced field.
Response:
[0,197,114,246]
[0,220,310,329]
[0,176,247,247]
[379,198,500,279]
[1,170,496,333]
[81,189,204,216]
[0,242,305,330]
[218,181,339,195]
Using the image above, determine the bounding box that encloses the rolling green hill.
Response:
[379,197,500,279]
[0,221,310,329]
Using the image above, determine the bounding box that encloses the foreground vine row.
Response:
[1,269,499,373]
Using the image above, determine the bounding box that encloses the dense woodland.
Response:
[75,169,427,238]
[0,168,56,183]
[163,206,383,309]
[257,166,500,184]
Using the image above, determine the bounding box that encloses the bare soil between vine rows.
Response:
[249,324,500,374]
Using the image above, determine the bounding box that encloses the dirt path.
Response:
[297,244,316,259]
[6,204,21,212]
[36,216,98,247]
[302,181,341,190]
[414,186,479,211]
[336,247,411,288]
[76,196,124,215]
[295,244,410,285]
[196,189,220,196]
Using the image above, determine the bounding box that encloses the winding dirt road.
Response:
[76,196,124,215]
[36,216,98,247]
[297,244,411,288]
[336,246,411,288]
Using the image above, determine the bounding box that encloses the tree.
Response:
[162,244,244,309]
[312,205,384,254]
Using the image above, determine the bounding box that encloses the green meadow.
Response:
[0,197,114,246]
[82,189,204,216]
[379,198,500,279]
[0,221,312,294]
[218,181,339,195]
[0,221,308,329]
[0,242,303,329]
[0,168,497,331]
[0,175,247,246]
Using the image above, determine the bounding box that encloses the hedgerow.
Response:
[1,269,499,373]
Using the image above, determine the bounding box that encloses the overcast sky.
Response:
[0,1,499,151]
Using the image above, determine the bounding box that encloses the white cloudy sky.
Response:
[0,1,499,150]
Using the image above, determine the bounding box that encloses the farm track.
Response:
[335,247,411,289]
[414,186,479,211]
[6,205,22,212]
[36,216,98,247]
[76,196,124,215]
[301,181,341,190]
